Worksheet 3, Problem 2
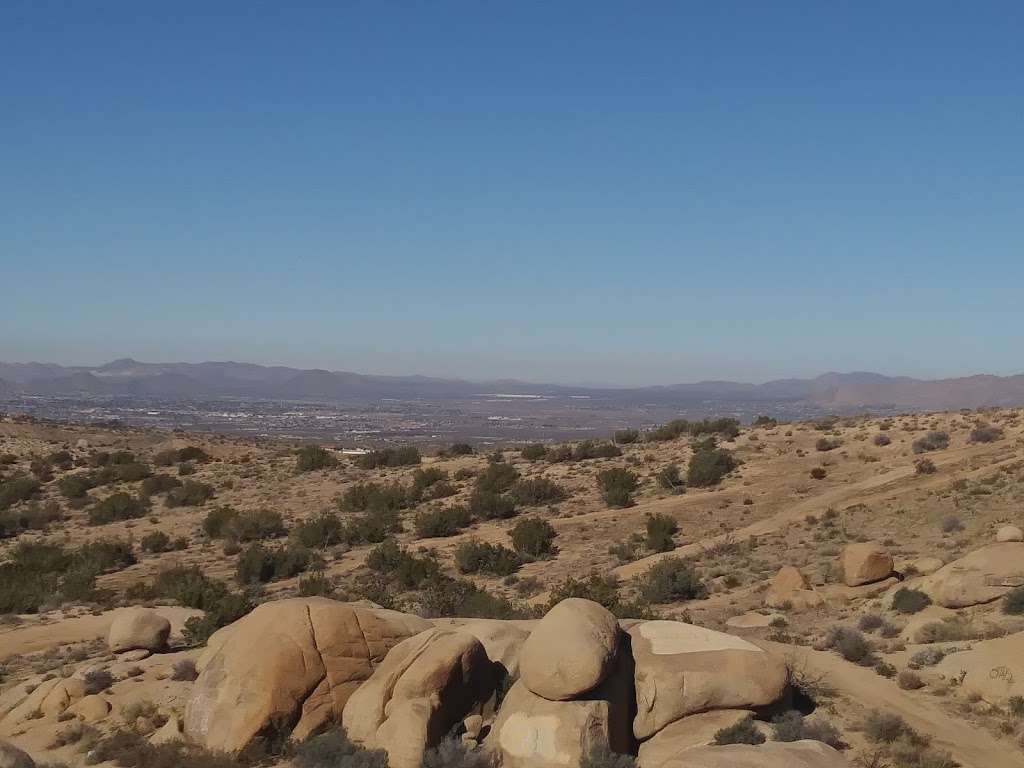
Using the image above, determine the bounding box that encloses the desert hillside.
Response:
[2,410,1024,768]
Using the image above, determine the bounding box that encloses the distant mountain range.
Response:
[2,359,1024,411]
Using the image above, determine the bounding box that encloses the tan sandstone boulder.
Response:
[342,628,494,768]
[934,633,1024,704]
[432,618,532,679]
[629,620,787,740]
[658,740,849,767]
[520,598,620,701]
[108,608,171,653]
[487,664,633,768]
[920,543,1024,608]
[0,679,60,732]
[67,695,111,723]
[0,741,34,768]
[765,566,824,611]
[39,678,86,716]
[184,598,430,753]
[841,543,893,587]
[637,710,753,768]
[996,525,1023,543]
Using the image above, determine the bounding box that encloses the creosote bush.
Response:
[892,587,931,614]
[656,463,685,494]
[293,727,388,768]
[455,539,521,576]
[88,492,149,525]
[597,468,639,508]
[354,446,421,470]
[509,517,557,558]
[645,513,678,553]
[825,626,873,664]
[686,438,737,488]
[636,557,706,603]
[296,444,338,473]
[414,505,471,538]
[713,715,764,745]
[912,431,949,454]
[165,481,215,508]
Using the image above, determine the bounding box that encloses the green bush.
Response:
[114,462,152,482]
[141,474,182,496]
[454,540,521,576]
[86,730,239,768]
[1003,587,1024,615]
[826,626,873,664]
[202,505,240,538]
[297,445,338,473]
[418,574,524,619]
[354,446,421,469]
[228,509,287,542]
[508,477,566,506]
[475,463,520,494]
[510,518,557,557]
[614,429,640,445]
[548,572,657,620]
[596,468,638,508]
[422,737,495,768]
[686,439,737,487]
[165,481,215,507]
[58,472,96,500]
[293,511,344,549]
[236,542,315,584]
[154,446,210,466]
[713,715,765,745]
[293,727,388,768]
[913,431,950,453]
[637,557,706,603]
[141,531,172,553]
[815,437,841,452]
[297,571,336,598]
[443,443,474,457]
[771,711,843,748]
[570,441,622,461]
[88,492,149,525]
[414,505,472,538]
[468,490,517,520]
[0,500,62,538]
[648,418,740,443]
[366,539,441,589]
[0,475,41,509]
[969,424,1003,443]
[873,433,892,446]
[520,444,548,461]
[656,463,685,493]
[645,513,678,552]
[339,482,410,514]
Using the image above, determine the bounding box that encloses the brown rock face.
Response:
[0,740,35,768]
[637,710,753,768]
[343,628,495,768]
[629,620,788,740]
[184,598,430,753]
[996,525,1024,543]
[764,566,824,611]
[519,598,620,701]
[841,542,894,586]
[108,608,171,653]
[921,543,1024,607]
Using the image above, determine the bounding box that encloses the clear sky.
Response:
[2,2,1022,385]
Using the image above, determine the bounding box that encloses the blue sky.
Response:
[2,2,1022,385]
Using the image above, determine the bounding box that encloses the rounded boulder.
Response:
[996,525,1023,543]
[108,608,171,653]
[0,741,34,768]
[519,598,620,701]
[841,542,893,587]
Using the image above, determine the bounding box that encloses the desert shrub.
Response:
[58,472,96,500]
[339,509,401,546]
[858,613,884,632]
[86,729,238,768]
[113,462,152,483]
[940,514,963,533]
[182,591,253,646]
[83,669,114,694]
[686,439,737,487]
[421,738,494,768]
[46,449,73,469]
[202,505,239,538]
[339,482,410,514]
[227,509,286,542]
[411,467,446,490]
[637,557,706,603]
[969,424,1003,443]
[475,463,520,494]
[580,742,636,768]
[898,670,924,690]
[713,715,765,745]
[88,492,148,525]
[141,531,172,553]
[468,490,517,520]
[236,542,315,584]
[825,626,872,664]
[178,461,196,476]
[0,540,131,613]
[570,441,621,461]
[915,458,937,475]
[296,444,338,473]
[508,477,566,506]
[140,474,182,496]
[0,475,41,509]
[1002,587,1024,615]
[298,571,336,597]
[1008,695,1024,717]
[873,433,892,446]
[443,443,474,457]
[908,647,945,668]
[153,449,179,466]
[520,444,548,461]
[810,467,827,480]
[614,429,640,445]
[771,710,843,748]
[292,726,388,768]
[171,659,198,682]
[863,711,918,744]
[510,517,557,557]
[656,463,685,493]
[913,431,949,453]
[645,513,678,552]
[354,446,421,469]
[418,574,524,620]
[165,481,215,508]
[815,438,841,452]
[367,539,441,589]
[30,458,53,482]
[892,587,931,614]
[549,573,621,611]
[596,468,639,508]
[0,500,62,538]
[455,540,521,576]
[293,511,344,549]
[414,505,472,538]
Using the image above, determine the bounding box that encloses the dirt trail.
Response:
[614,447,1022,580]
[765,642,1024,768]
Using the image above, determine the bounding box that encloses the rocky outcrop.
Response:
[520,598,620,701]
[765,566,824,611]
[67,695,110,723]
[108,608,171,653]
[629,620,788,740]
[841,543,893,587]
[934,633,1024,704]
[184,598,430,753]
[920,543,1024,608]
[657,740,849,767]
[637,710,753,768]
[0,741,34,768]
[342,628,494,768]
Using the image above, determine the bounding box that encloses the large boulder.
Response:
[0,679,60,732]
[433,618,532,679]
[629,620,787,740]
[920,543,1024,608]
[764,566,824,611]
[934,633,1024,704]
[487,661,634,768]
[38,678,86,716]
[0,741,34,768]
[996,525,1023,543]
[520,598,620,701]
[637,710,752,768]
[342,628,494,768]
[841,543,893,587]
[657,740,849,767]
[67,695,110,723]
[108,608,171,653]
[184,598,430,753]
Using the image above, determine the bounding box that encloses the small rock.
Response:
[119,649,152,662]
[462,714,483,740]
[108,608,170,653]
[996,525,1023,543]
